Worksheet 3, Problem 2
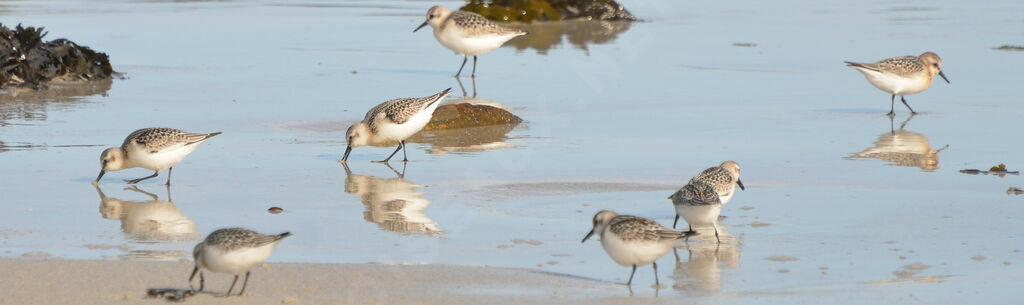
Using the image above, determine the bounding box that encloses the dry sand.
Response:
[0,258,663,305]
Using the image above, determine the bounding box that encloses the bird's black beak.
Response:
[737,179,745,191]
[94,170,105,185]
[582,229,595,243]
[341,146,353,162]
[938,70,949,84]
[414,21,428,32]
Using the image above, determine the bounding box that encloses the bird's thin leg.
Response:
[456,77,467,96]
[373,143,403,164]
[237,271,250,296]
[454,56,468,78]
[400,140,409,162]
[626,264,637,286]
[199,271,204,292]
[900,96,917,114]
[224,274,239,297]
[888,94,896,117]
[125,171,159,184]
[653,262,660,286]
[471,76,477,97]
[713,222,721,244]
[188,266,200,291]
[164,167,173,186]
[673,214,679,229]
[471,56,477,78]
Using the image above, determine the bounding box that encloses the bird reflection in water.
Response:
[342,163,442,235]
[95,185,198,243]
[671,232,741,294]
[848,115,947,171]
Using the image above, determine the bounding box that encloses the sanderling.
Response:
[582,210,695,286]
[669,161,744,243]
[94,128,220,185]
[845,52,949,116]
[190,228,291,297]
[341,88,451,164]
[414,6,528,78]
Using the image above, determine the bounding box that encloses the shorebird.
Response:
[845,52,949,116]
[582,210,695,286]
[414,6,528,78]
[94,128,221,185]
[669,161,744,243]
[341,88,451,164]
[190,228,291,297]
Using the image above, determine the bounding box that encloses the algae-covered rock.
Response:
[403,103,523,154]
[461,0,637,22]
[422,103,523,131]
[0,23,114,90]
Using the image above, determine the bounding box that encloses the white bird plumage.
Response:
[415,6,528,77]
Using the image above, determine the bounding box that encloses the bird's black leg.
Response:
[125,171,159,184]
[224,274,239,297]
[165,167,173,186]
[454,56,468,78]
[373,143,403,164]
[888,94,896,117]
[626,264,637,286]
[653,262,660,286]
[900,96,917,114]
[471,56,477,78]
[188,266,200,291]
[673,214,679,229]
[400,140,409,162]
[237,271,250,296]
[713,222,721,243]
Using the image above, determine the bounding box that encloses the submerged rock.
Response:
[460,0,637,22]
[0,23,114,90]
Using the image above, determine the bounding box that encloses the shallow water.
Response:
[2,0,1024,302]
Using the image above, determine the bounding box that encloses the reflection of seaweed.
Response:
[0,23,114,89]
[0,79,112,126]
[461,0,637,22]
[504,20,633,54]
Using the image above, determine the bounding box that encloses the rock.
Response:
[460,0,637,22]
[0,23,114,90]
[422,103,522,131]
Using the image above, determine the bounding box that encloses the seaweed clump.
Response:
[461,0,637,22]
[0,23,114,90]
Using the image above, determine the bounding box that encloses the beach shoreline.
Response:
[0,257,642,305]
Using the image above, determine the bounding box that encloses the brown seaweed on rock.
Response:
[0,23,114,90]
[460,0,637,22]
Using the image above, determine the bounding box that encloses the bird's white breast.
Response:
[199,243,278,275]
[599,230,675,267]
[675,203,722,227]
[855,68,931,96]
[127,142,202,171]
[434,25,521,56]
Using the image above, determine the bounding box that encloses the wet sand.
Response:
[1,258,629,305]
